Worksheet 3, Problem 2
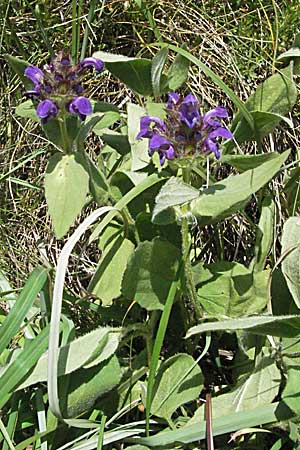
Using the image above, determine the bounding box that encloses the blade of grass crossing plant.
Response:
[97,415,106,450]
[151,47,168,99]
[0,419,15,450]
[0,266,48,355]
[0,326,49,410]
[34,5,54,58]
[35,389,47,450]
[77,0,83,62]
[2,395,19,450]
[135,402,293,447]
[80,0,98,61]
[162,44,254,131]
[48,206,126,422]
[146,264,182,436]
[89,173,166,243]
[134,0,162,42]
[72,0,79,63]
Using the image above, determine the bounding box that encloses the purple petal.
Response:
[24,66,44,85]
[203,138,221,159]
[80,57,104,72]
[159,154,166,165]
[166,92,179,109]
[72,84,84,95]
[165,146,175,160]
[69,96,92,120]
[203,106,229,128]
[61,56,71,65]
[36,99,58,122]
[179,93,200,128]
[149,133,171,151]
[208,127,233,140]
[149,134,175,165]
[136,116,166,139]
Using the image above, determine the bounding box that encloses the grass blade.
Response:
[0,266,48,356]
[145,265,182,435]
[80,0,98,61]
[135,402,293,447]
[160,44,254,131]
[0,418,15,450]
[48,206,126,422]
[0,326,49,409]
[72,0,79,63]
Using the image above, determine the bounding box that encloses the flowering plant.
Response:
[4,32,300,450]
[137,92,232,165]
[24,51,103,123]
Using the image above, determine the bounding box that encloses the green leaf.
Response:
[127,103,150,170]
[93,51,138,62]
[151,47,168,98]
[62,355,121,418]
[230,65,297,146]
[126,446,150,450]
[99,130,131,155]
[16,327,119,390]
[152,177,199,224]
[168,50,190,90]
[151,353,203,420]
[284,167,300,215]
[89,236,135,306]
[194,262,269,318]
[122,238,181,311]
[186,315,300,339]
[206,357,280,415]
[231,110,294,145]
[134,401,292,447]
[0,326,49,409]
[44,152,89,238]
[221,153,278,172]
[190,150,289,225]
[4,54,31,88]
[0,266,48,356]
[15,100,39,122]
[92,111,120,132]
[94,50,153,96]
[251,196,275,272]
[281,217,300,308]
[146,102,166,120]
[282,358,300,415]
[89,173,166,244]
[79,151,110,205]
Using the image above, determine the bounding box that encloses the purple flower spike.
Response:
[203,106,229,128]
[166,92,179,110]
[25,66,44,85]
[80,57,104,72]
[69,96,92,120]
[137,116,166,139]
[179,94,200,128]
[37,99,58,123]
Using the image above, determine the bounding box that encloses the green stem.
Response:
[181,166,202,322]
[59,119,71,153]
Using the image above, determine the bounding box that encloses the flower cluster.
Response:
[24,51,104,123]
[137,93,233,165]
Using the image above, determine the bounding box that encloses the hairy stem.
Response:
[181,166,202,322]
